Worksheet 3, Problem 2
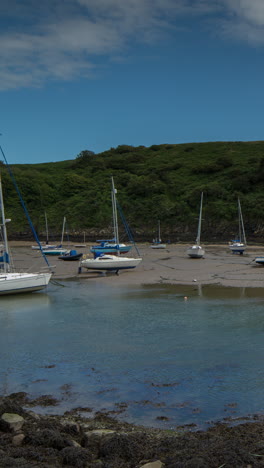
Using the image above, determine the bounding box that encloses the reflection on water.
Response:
[139,283,264,299]
[0,281,264,429]
[0,292,51,313]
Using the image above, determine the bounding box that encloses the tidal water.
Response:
[0,280,264,430]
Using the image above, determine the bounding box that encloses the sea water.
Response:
[0,280,264,430]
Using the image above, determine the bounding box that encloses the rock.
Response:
[82,429,116,457]
[67,438,82,448]
[28,428,67,450]
[60,446,92,466]
[26,410,41,420]
[60,418,81,434]
[12,433,25,446]
[100,432,146,464]
[139,462,164,468]
[1,413,24,432]
[86,429,116,437]
[92,461,104,468]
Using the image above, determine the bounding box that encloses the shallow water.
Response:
[0,280,264,430]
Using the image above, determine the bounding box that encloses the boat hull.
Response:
[32,244,61,250]
[151,243,167,249]
[81,255,142,271]
[90,244,132,255]
[255,257,264,265]
[58,253,83,261]
[0,272,52,295]
[229,243,246,254]
[187,245,205,258]
[44,249,68,256]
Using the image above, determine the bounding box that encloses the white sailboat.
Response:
[0,176,52,295]
[187,192,205,258]
[74,231,86,248]
[229,198,247,255]
[43,216,68,255]
[151,220,166,249]
[81,254,142,271]
[81,177,142,273]
[32,211,61,250]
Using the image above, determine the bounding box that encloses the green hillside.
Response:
[2,141,264,243]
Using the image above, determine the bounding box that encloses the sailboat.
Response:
[151,220,166,249]
[229,198,247,254]
[187,192,205,258]
[81,177,142,273]
[43,216,68,255]
[74,232,86,248]
[32,212,62,250]
[90,179,132,255]
[0,176,52,295]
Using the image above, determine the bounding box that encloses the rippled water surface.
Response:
[0,280,264,429]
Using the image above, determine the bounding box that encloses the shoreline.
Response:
[1,392,264,467]
[2,244,264,466]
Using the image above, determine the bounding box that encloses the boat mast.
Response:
[196,192,203,245]
[158,220,161,242]
[238,198,246,245]
[0,142,51,268]
[111,177,119,246]
[0,176,10,272]
[60,216,66,245]
[44,211,49,244]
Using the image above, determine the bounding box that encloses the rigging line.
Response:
[116,199,141,256]
[0,144,51,269]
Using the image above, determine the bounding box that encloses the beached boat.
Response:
[90,181,132,255]
[44,247,68,256]
[187,192,205,258]
[0,174,52,295]
[151,220,166,249]
[81,177,142,273]
[90,240,131,254]
[80,254,141,272]
[44,217,68,255]
[254,257,264,265]
[229,199,247,255]
[58,250,83,261]
[31,212,60,250]
[74,232,86,248]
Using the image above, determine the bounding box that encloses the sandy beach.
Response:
[8,241,264,288]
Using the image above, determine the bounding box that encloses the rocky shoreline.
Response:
[1,392,264,467]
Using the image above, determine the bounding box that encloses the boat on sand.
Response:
[0,174,52,295]
[187,192,205,259]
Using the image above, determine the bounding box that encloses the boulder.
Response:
[139,461,164,468]
[1,413,24,432]
[12,433,25,446]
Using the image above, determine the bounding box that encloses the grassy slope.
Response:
[2,141,264,242]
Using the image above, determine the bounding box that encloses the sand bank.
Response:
[8,242,264,288]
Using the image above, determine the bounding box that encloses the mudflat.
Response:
[9,241,264,288]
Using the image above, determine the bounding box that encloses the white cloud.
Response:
[0,0,264,90]
[221,0,264,43]
[225,0,264,26]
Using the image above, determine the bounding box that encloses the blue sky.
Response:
[1,0,264,164]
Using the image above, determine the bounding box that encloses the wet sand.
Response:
[8,241,264,288]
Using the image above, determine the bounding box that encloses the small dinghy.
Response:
[58,250,83,261]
